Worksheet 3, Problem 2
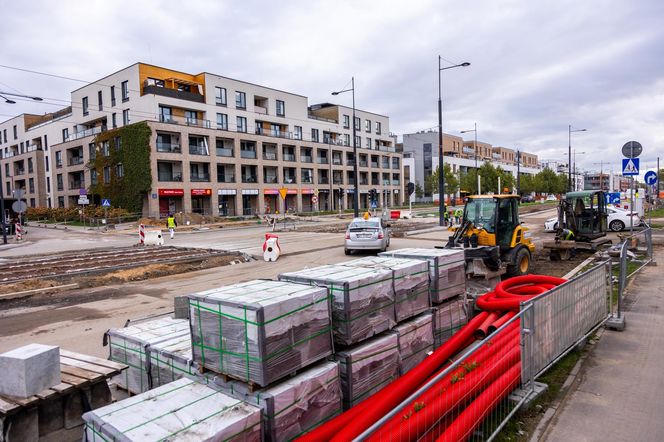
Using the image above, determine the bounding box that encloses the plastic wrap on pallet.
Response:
[148,334,205,388]
[392,313,434,375]
[213,361,342,442]
[107,317,190,394]
[82,378,261,441]
[431,296,468,348]
[341,256,430,323]
[279,265,396,346]
[188,280,333,387]
[335,333,400,410]
[380,248,466,303]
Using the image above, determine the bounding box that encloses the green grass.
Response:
[649,208,664,218]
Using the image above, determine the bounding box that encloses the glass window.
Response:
[110,86,116,106]
[311,128,319,142]
[235,91,246,109]
[103,166,111,184]
[236,116,247,133]
[294,126,302,140]
[343,115,350,129]
[216,113,228,130]
[215,87,227,105]
[122,109,130,125]
[365,120,371,132]
[121,80,129,101]
[375,121,382,134]
[276,100,285,116]
[464,198,496,233]
[112,113,117,128]
[82,96,89,115]
[354,117,360,130]
[116,163,124,178]
[98,90,103,111]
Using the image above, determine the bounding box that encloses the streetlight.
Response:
[0,166,6,244]
[460,123,478,192]
[332,77,359,218]
[438,58,470,226]
[568,125,587,191]
[0,91,43,104]
[572,149,586,191]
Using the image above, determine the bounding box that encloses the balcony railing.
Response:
[216,148,233,157]
[302,176,313,184]
[392,180,401,186]
[283,176,296,184]
[372,180,380,185]
[69,181,85,190]
[359,161,368,167]
[159,114,211,129]
[392,164,400,169]
[382,180,391,186]
[144,83,204,103]
[377,145,396,153]
[255,127,292,139]
[333,158,343,165]
[263,152,277,161]
[217,175,235,183]
[301,155,313,163]
[240,150,257,159]
[317,157,328,164]
[190,173,210,182]
[254,105,268,115]
[318,177,329,185]
[157,143,181,153]
[382,163,390,169]
[264,176,278,184]
[68,157,84,166]
[463,147,475,155]
[360,179,369,185]
[371,163,379,168]
[158,172,183,182]
[189,145,209,156]
[65,126,102,142]
[242,176,258,183]
[333,179,343,185]
[283,153,295,162]
[56,161,63,168]
[346,159,355,166]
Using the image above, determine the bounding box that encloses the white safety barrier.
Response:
[263,234,280,262]
[15,223,22,241]
[139,224,145,244]
[143,229,164,246]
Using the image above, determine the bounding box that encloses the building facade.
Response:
[402,131,541,200]
[2,63,402,218]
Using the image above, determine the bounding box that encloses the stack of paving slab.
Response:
[214,361,342,441]
[278,264,396,346]
[82,378,262,441]
[188,279,333,387]
[147,333,201,388]
[341,256,430,323]
[431,296,468,348]
[379,248,466,304]
[106,316,190,394]
[392,313,435,375]
[334,333,400,410]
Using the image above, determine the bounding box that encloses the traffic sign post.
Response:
[621,140,642,234]
[644,171,657,186]
[622,158,639,176]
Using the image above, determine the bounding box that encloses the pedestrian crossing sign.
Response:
[622,158,639,176]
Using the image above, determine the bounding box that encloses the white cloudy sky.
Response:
[1,0,663,175]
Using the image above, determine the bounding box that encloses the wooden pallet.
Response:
[0,349,127,441]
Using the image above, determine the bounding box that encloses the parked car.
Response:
[520,195,535,203]
[344,217,390,254]
[546,194,557,201]
[544,207,641,233]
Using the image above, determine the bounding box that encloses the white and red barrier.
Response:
[15,223,22,241]
[139,224,145,244]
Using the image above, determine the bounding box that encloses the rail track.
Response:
[0,246,240,284]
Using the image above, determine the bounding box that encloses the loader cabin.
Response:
[561,191,608,240]
[463,195,521,249]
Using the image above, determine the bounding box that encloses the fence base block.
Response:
[509,381,548,410]
[605,314,626,331]
[647,260,657,266]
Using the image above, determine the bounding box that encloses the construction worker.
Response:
[454,207,464,225]
[167,213,177,239]
[443,210,450,226]
[560,227,576,258]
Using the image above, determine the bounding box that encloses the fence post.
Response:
[520,302,535,393]
[618,241,627,318]
[606,259,613,316]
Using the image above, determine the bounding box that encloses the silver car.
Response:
[344,217,390,255]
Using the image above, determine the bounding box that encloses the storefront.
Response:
[158,189,184,218]
[285,190,297,213]
[217,189,236,216]
[301,189,314,212]
[242,189,259,216]
[263,189,279,214]
[191,188,212,215]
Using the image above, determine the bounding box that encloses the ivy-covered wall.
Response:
[88,122,152,213]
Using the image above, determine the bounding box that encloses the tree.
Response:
[415,182,424,199]
[425,164,459,197]
[459,162,515,194]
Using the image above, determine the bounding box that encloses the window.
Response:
[3,129,6,143]
[29,198,35,208]
[215,87,227,106]
[46,177,50,192]
[188,135,209,155]
[122,109,130,125]
[375,121,382,135]
[110,86,116,106]
[55,151,62,167]
[159,105,172,123]
[44,134,48,151]
[276,100,285,116]
[235,91,246,109]
[121,80,129,101]
[101,141,110,156]
[103,166,111,184]
[98,90,103,111]
[112,113,117,128]
[28,158,33,173]
[45,155,49,172]
[90,170,97,186]
[354,135,361,147]
[184,110,197,125]
[57,196,64,208]
[147,77,165,87]
[344,134,350,146]
[216,113,228,130]
[116,163,124,178]
[114,136,122,151]
[56,174,63,191]
[365,120,371,132]
[82,96,89,115]
[343,115,350,129]
[236,116,247,133]
[62,128,69,142]
[366,138,372,149]
[13,125,17,139]
[29,178,34,193]
[89,143,96,161]
[311,128,319,142]
[294,126,302,140]
[354,117,360,130]
[5,182,9,196]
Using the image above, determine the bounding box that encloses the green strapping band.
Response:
[243,306,250,381]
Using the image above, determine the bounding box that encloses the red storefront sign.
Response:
[158,189,184,197]
[191,188,212,196]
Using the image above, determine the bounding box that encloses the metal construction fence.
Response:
[615,226,653,318]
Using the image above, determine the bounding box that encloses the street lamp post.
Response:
[568,125,587,192]
[332,77,359,218]
[0,166,7,244]
[438,58,470,226]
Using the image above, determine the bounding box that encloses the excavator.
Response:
[441,194,536,287]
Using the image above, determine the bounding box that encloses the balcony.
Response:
[216,148,233,157]
[301,155,313,163]
[69,181,85,190]
[144,83,204,103]
[158,172,183,182]
[333,178,343,185]
[359,161,368,167]
[264,175,278,184]
[377,145,396,153]
[371,162,379,168]
[254,105,268,115]
[240,150,257,159]
[462,147,475,155]
[255,127,292,139]
[159,114,211,129]
[318,177,329,185]
[332,158,343,165]
[242,176,258,183]
[317,157,328,165]
[263,152,277,161]
[346,159,355,166]
[157,143,181,153]
[392,163,400,170]
[217,174,235,183]
[189,145,209,156]
[14,169,25,176]
[283,153,295,162]
[382,163,390,169]
[65,126,102,142]
[302,176,313,184]
[283,176,297,184]
[190,173,210,182]
[382,180,391,186]
[68,157,85,166]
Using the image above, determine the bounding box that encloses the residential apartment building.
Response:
[0,108,72,209]
[4,63,401,218]
[584,172,630,192]
[402,131,540,200]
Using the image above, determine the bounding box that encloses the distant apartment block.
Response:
[1,63,402,217]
